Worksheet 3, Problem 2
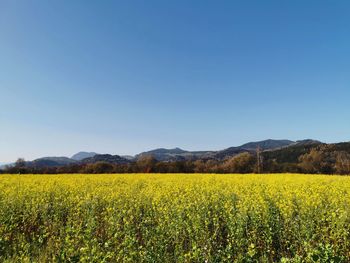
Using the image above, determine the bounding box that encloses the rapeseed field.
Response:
[0,174,349,262]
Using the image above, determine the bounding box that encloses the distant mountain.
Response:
[121,155,135,160]
[239,139,294,151]
[0,162,13,170]
[12,153,130,168]
[203,139,296,160]
[135,147,214,162]
[81,154,131,164]
[136,147,187,161]
[7,138,350,174]
[28,157,77,167]
[262,140,324,164]
[211,147,252,160]
[137,147,188,156]
[293,139,322,146]
[134,140,300,162]
[1,139,329,171]
[71,152,98,161]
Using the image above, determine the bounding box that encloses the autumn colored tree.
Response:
[221,152,255,173]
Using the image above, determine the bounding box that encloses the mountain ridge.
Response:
[1,139,326,168]
[71,152,98,161]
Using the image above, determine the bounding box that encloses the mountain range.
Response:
[1,139,324,169]
[71,152,98,161]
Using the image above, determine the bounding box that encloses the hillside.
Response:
[71,152,98,161]
[80,154,131,165]
[5,139,350,175]
[28,157,77,168]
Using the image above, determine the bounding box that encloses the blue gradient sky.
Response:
[1,1,350,162]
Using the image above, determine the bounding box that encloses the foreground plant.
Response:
[0,173,349,262]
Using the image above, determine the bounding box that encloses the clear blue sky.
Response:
[1,1,350,162]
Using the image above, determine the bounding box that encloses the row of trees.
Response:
[298,149,350,174]
[1,154,258,174]
[3,148,350,175]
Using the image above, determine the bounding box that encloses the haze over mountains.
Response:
[71,152,98,161]
[1,139,323,169]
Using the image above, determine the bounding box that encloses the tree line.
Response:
[2,144,350,175]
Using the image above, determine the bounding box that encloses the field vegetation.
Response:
[1,173,350,262]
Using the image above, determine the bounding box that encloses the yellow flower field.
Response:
[0,173,349,262]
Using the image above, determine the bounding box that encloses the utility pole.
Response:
[256,147,262,173]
